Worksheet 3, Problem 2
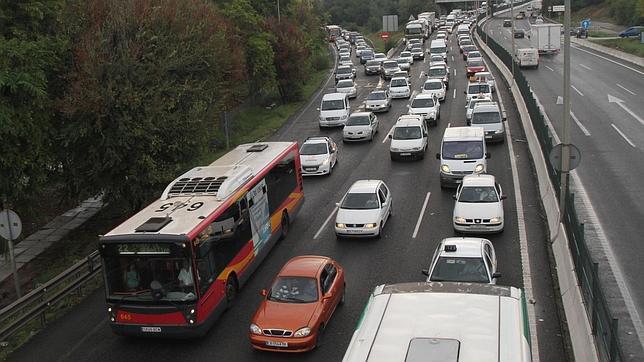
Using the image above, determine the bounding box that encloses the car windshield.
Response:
[468,84,490,94]
[411,98,435,108]
[347,115,371,126]
[268,276,318,303]
[383,62,398,69]
[337,67,351,74]
[406,27,423,34]
[375,54,386,59]
[341,192,380,209]
[362,52,374,59]
[461,40,472,46]
[393,126,422,140]
[468,60,484,67]
[431,56,443,62]
[396,59,407,65]
[366,60,380,66]
[430,46,447,53]
[337,80,353,88]
[442,141,484,159]
[430,257,489,283]
[472,111,501,124]
[463,45,477,52]
[390,78,407,87]
[401,52,412,57]
[300,142,328,155]
[424,81,442,90]
[368,91,387,100]
[458,186,499,203]
[321,99,345,110]
[468,52,481,58]
[429,68,447,76]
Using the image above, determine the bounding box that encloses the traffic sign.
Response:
[380,32,390,39]
[552,5,565,12]
[581,19,591,30]
[549,144,581,172]
[0,209,22,241]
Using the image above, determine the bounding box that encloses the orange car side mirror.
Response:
[260,289,267,297]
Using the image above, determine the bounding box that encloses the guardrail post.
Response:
[591,262,599,335]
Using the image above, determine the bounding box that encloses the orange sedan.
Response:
[249,255,345,352]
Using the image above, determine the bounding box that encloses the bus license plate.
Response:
[266,341,288,347]
[141,326,162,333]
[400,153,411,156]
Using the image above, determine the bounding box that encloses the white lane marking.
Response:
[453,88,456,99]
[411,90,418,99]
[377,78,384,88]
[570,112,591,136]
[419,72,424,79]
[313,206,338,239]
[608,94,644,126]
[579,63,592,71]
[572,44,644,75]
[611,123,636,147]
[453,68,457,76]
[545,65,554,71]
[571,84,584,97]
[412,192,431,238]
[382,122,396,143]
[447,122,451,128]
[616,83,636,95]
[451,55,455,61]
[497,88,540,362]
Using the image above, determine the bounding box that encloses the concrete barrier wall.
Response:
[473,23,599,362]
[571,37,644,68]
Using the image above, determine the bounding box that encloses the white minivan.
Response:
[343,282,533,362]
[318,93,350,128]
[516,48,539,68]
[469,102,506,143]
[436,126,490,188]
[389,115,428,160]
[429,39,448,61]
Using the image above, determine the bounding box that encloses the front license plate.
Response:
[304,168,316,171]
[400,153,411,156]
[485,135,492,139]
[141,326,162,333]
[266,341,288,347]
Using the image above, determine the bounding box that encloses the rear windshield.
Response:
[429,68,447,77]
[383,61,398,69]
[411,98,435,108]
[430,257,489,283]
[337,67,351,74]
[390,78,408,87]
[424,81,443,90]
[442,141,484,160]
[468,84,490,94]
[393,126,422,140]
[468,59,484,67]
[368,92,387,100]
[471,111,501,124]
[366,60,380,66]
[430,46,447,54]
[336,80,353,88]
[346,115,370,126]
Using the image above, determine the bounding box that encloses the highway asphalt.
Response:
[484,11,644,357]
[10,28,566,362]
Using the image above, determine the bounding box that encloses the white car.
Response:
[335,180,393,239]
[466,50,483,61]
[422,237,500,284]
[343,112,379,142]
[388,77,411,99]
[389,115,428,160]
[365,89,391,112]
[396,57,411,71]
[339,55,352,66]
[336,79,357,98]
[406,38,422,50]
[393,70,410,83]
[355,45,367,57]
[398,51,414,66]
[374,52,387,65]
[474,71,496,93]
[428,54,444,66]
[436,32,448,41]
[465,81,492,103]
[410,46,424,60]
[408,93,440,126]
[453,174,505,233]
[421,79,446,101]
[465,96,493,122]
[427,65,450,89]
[299,136,338,176]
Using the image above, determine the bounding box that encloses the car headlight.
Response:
[454,216,466,223]
[250,324,262,335]
[441,164,450,173]
[411,146,423,151]
[474,164,485,173]
[294,327,312,337]
[490,217,502,223]
[495,129,504,134]
[364,223,377,228]
[322,158,330,165]
[335,223,346,228]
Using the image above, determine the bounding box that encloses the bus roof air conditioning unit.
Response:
[161,165,254,201]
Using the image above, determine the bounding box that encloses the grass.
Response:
[590,37,644,57]
[588,30,616,38]
[366,31,404,53]
[0,64,331,361]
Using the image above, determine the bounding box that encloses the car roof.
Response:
[425,78,443,83]
[414,93,435,99]
[322,92,347,101]
[438,237,487,258]
[279,255,330,277]
[390,76,407,82]
[473,102,500,112]
[303,136,331,145]
[383,60,398,65]
[462,173,496,187]
[348,180,382,193]
[338,65,352,69]
[395,115,423,126]
[350,111,372,117]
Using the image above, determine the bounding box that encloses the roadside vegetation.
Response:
[325,0,439,33]
[544,0,644,26]
[591,37,644,57]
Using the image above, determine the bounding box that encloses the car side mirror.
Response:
[335,202,340,207]
[485,152,491,159]
[492,272,502,279]
[423,132,428,137]
[421,269,429,276]
[381,202,388,207]
[388,134,393,139]
[323,293,333,300]
[260,289,268,297]
[500,195,507,200]
[435,153,441,160]
[463,91,466,94]
[452,195,457,200]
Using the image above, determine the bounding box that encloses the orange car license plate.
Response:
[266,341,288,347]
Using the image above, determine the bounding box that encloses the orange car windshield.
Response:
[268,276,318,303]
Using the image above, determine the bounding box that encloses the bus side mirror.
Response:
[260,289,268,296]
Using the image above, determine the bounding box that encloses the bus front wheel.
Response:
[279,212,290,240]
[225,275,238,308]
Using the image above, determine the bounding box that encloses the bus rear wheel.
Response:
[279,212,289,240]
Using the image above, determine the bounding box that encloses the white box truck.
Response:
[530,23,562,54]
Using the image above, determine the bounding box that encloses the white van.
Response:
[318,93,350,128]
[436,126,489,188]
[343,282,533,362]
[388,115,428,160]
[446,14,456,31]
[516,48,539,68]
[456,24,470,37]
[469,102,506,143]
[429,39,448,61]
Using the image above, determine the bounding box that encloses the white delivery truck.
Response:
[418,12,436,32]
[530,23,562,54]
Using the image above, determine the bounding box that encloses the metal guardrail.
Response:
[0,251,102,343]
[476,17,625,362]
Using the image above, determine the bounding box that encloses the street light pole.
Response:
[510,0,515,78]
[559,0,572,220]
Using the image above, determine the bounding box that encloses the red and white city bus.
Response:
[99,142,304,337]
[325,25,342,42]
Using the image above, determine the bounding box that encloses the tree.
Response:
[266,17,310,102]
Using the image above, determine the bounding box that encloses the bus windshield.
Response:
[102,243,197,303]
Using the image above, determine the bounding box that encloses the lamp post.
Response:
[510,0,515,78]
[559,0,572,220]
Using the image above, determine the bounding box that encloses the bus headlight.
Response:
[474,164,485,173]
[294,327,312,337]
[250,323,262,335]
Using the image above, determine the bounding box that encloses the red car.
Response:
[466,59,487,78]
[462,45,478,61]
[249,256,346,352]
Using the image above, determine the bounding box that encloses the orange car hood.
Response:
[253,300,320,330]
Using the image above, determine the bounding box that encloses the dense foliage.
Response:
[543,0,644,25]
[324,0,437,32]
[0,0,328,210]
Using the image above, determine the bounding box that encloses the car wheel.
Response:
[376,225,383,239]
[339,284,346,305]
[225,275,238,309]
[315,324,325,349]
[369,132,374,142]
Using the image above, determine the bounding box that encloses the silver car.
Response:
[343,112,379,142]
[365,89,392,112]
[336,79,357,99]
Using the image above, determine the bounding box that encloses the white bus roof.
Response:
[103,142,295,240]
[343,282,530,362]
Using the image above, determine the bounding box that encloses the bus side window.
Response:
[265,151,298,214]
